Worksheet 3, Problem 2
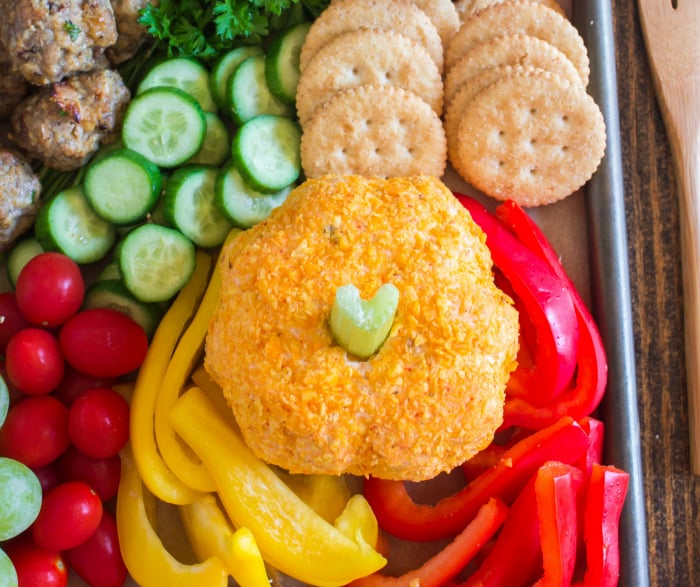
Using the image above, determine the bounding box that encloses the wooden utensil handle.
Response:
[662,81,700,473]
[675,144,700,474]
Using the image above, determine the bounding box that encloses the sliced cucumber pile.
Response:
[9,21,309,307]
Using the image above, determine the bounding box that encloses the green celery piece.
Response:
[330,283,399,359]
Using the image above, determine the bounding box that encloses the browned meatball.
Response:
[0,0,118,86]
[107,0,157,64]
[10,69,130,171]
[0,41,29,119]
[0,149,41,251]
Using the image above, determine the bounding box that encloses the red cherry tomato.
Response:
[4,536,68,587]
[53,366,117,406]
[0,396,69,468]
[32,462,62,493]
[0,292,31,352]
[57,446,121,501]
[68,511,127,587]
[32,481,103,552]
[59,308,148,378]
[68,388,129,458]
[15,252,85,328]
[5,328,65,395]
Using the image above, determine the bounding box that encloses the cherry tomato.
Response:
[15,252,85,328]
[67,388,130,458]
[4,536,68,587]
[57,446,121,501]
[32,481,103,552]
[53,366,117,406]
[68,511,127,587]
[0,292,31,352]
[5,328,65,395]
[32,462,62,494]
[0,396,69,468]
[59,308,148,378]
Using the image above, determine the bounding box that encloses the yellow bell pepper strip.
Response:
[275,469,352,523]
[116,444,229,587]
[190,365,234,418]
[180,494,270,587]
[129,250,211,505]
[334,493,380,549]
[154,255,223,493]
[169,387,387,587]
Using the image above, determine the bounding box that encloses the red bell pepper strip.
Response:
[363,417,588,542]
[460,471,543,587]
[576,417,605,476]
[461,428,534,480]
[532,462,585,587]
[456,193,580,406]
[493,199,608,429]
[579,464,629,587]
[349,498,508,587]
[501,283,608,430]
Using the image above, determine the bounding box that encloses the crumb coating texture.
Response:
[205,175,519,481]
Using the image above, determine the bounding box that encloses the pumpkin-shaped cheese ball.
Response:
[205,175,519,481]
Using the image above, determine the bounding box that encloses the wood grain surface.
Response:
[614,1,700,583]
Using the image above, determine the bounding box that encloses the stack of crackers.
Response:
[297,0,607,208]
[297,0,458,180]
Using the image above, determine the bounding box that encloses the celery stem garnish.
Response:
[330,283,399,359]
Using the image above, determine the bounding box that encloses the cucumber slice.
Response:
[187,112,230,166]
[265,22,311,104]
[94,260,121,282]
[84,148,162,225]
[226,54,294,125]
[122,87,206,168]
[210,46,264,109]
[137,57,217,113]
[34,186,116,264]
[83,279,163,338]
[6,237,44,287]
[231,115,301,192]
[164,166,232,248]
[215,164,292,229]
[148,196,171,227]
[118,224,196,303]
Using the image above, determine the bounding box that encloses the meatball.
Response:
[0,149,42,250]
[0,41,29,119]
[11,68,130,171]
[0,0,118,86]
[205,175,520,481]
[107,0,157,64]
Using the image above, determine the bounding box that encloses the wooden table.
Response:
[613,1,700,584]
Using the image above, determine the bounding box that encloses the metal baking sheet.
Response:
[58,1,650,585]
[573,1,651,586]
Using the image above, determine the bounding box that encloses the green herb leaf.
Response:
[137,0,331,60]
[64,21,81,41]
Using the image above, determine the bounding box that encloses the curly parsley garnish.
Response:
[138,0,329,61]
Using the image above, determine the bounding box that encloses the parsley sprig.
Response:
[138,0,329,60]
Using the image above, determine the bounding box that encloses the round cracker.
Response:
[300,84,446,178]
[444,34,584,105]
[296,28,443,125]
[410,0,461,45]
[445,1,589,85]
[455,69,606,206]
[300,0,444,73]
[445,64,538,180]
[469,0,566,18]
